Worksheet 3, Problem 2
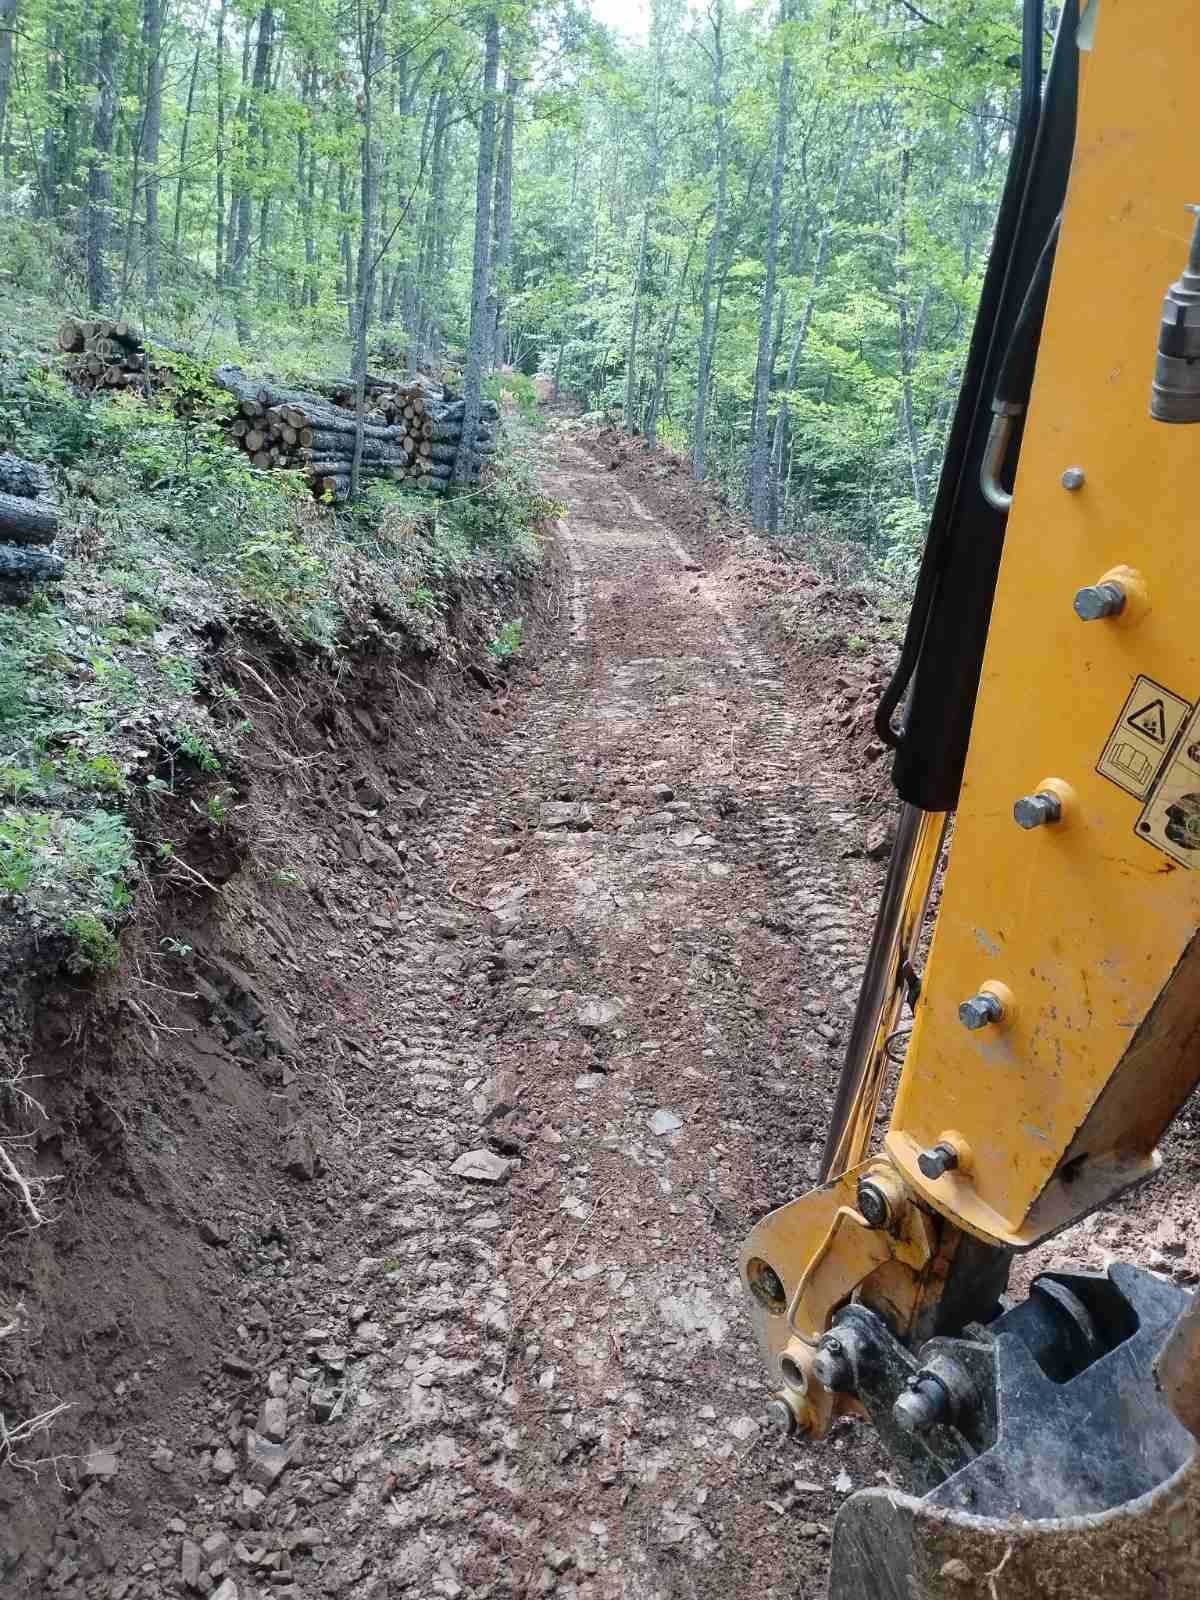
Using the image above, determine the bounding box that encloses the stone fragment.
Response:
[865,819,894,861]
[180,1540,203,1591]
[82,1448,119,1479]
[649,1109,683,1136]
[576,997,626,1033]
[282,1125,321,1181]
[450,1148,513,1184]
[479,1068,519,1123]
[202,1531,231,1564]
[244,1429,291,1489]
[539,801,592,831]
[212,1580,239,1600]
[211,1446,237,1482]
[258,1397,288,1443]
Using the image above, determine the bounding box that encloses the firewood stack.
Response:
[0,452,63,603]
[215,365,499,501]
[58,317,153,394]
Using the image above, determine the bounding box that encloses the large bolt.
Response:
[856,1177,892,1229]
[1074,580,1126,621]
[1013,791,1062,830]
[812,1335,852,1393]
[918,1142,959,1181]
[1061,466,1086,491]
[893,1374,951,1434]
[958,992,1004,1031]
[765,1395,798,1436]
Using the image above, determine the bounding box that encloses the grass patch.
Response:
[0,282,549,977]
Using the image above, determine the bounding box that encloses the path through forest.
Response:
[87,433,893,1600]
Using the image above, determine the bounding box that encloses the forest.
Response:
[0,0,1034,579]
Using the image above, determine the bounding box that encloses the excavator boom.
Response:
[740,4,1200,1592]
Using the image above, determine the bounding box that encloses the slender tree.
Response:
[749,0,792,529]
[85,8,120,309]
[453,10,500,488]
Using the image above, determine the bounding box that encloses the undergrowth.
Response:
[0,296,552,976]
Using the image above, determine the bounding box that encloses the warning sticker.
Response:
[1136,700,1200,866]
[1096,674,1191,800]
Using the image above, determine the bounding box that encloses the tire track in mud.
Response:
[106,436,883,1600]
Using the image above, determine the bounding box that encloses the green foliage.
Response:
[173,728,221,774]
[0,808,134,963]
[489,619,526,660]
[63,912,122,976]
[442,456,560,551]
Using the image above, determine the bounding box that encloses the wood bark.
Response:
[896,143,930,511]
[0,490,57,546]
[693,0,727,482]
[0,0,16,173]
[215,0,227,282]
[0,546,64,588]
[453,11,500,489]
[351,0,387,501]
[174,21,206,255]
[85,8,120,310]
[231,6,274,331]
[749,3,792,529]
[141,0,164,301]
[491,65,516,367]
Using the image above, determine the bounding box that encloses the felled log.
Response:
[0,544,65,584]
[0,489,57,546]
[0,453,52,499]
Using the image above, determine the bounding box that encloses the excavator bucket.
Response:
[829,1281,1200,1598]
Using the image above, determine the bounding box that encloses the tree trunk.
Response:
[417,55,450,362]
[85,8,119,310]
[0,0,16,175]
[40,22,62,218]
[351,0,387,502]
[453,11,500,488]
[141,0,163,301]
[749,1,792,529]
[896,143,930,511]
[297,58,316,306]
[693,0,726,481]
[491,65,516,366]
[646,250,691,452]
[215,0,227,282]
[231,5,273,335]
[174,25,206,255]
[624,203,651,433]
[767,126,856,528]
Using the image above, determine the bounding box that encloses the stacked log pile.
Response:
[0,453,63,602]
[215,365,499,501]
[58,317,153,394]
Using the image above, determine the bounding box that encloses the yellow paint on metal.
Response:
[886,0,1200,1245]
[739,1160,938,1379]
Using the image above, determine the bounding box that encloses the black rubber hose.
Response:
[994,213,1061,412]
[873,0,1046,753]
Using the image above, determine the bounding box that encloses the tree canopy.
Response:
[0,0,1035,572]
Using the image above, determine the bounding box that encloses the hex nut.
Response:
[918,1143,959,1181]
[765,1396,797,1436]
[1074,581,1126,621]
[958,993,1003,1031]
[1013,791,1062,830]
[856,1178,891,1229]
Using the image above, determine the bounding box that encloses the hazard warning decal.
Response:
[1137,696,1200,867]
[1096,674,1191,801]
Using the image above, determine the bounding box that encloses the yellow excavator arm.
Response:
[740,4,1200,1592]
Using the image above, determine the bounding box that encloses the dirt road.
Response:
[61,434,892,1600]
